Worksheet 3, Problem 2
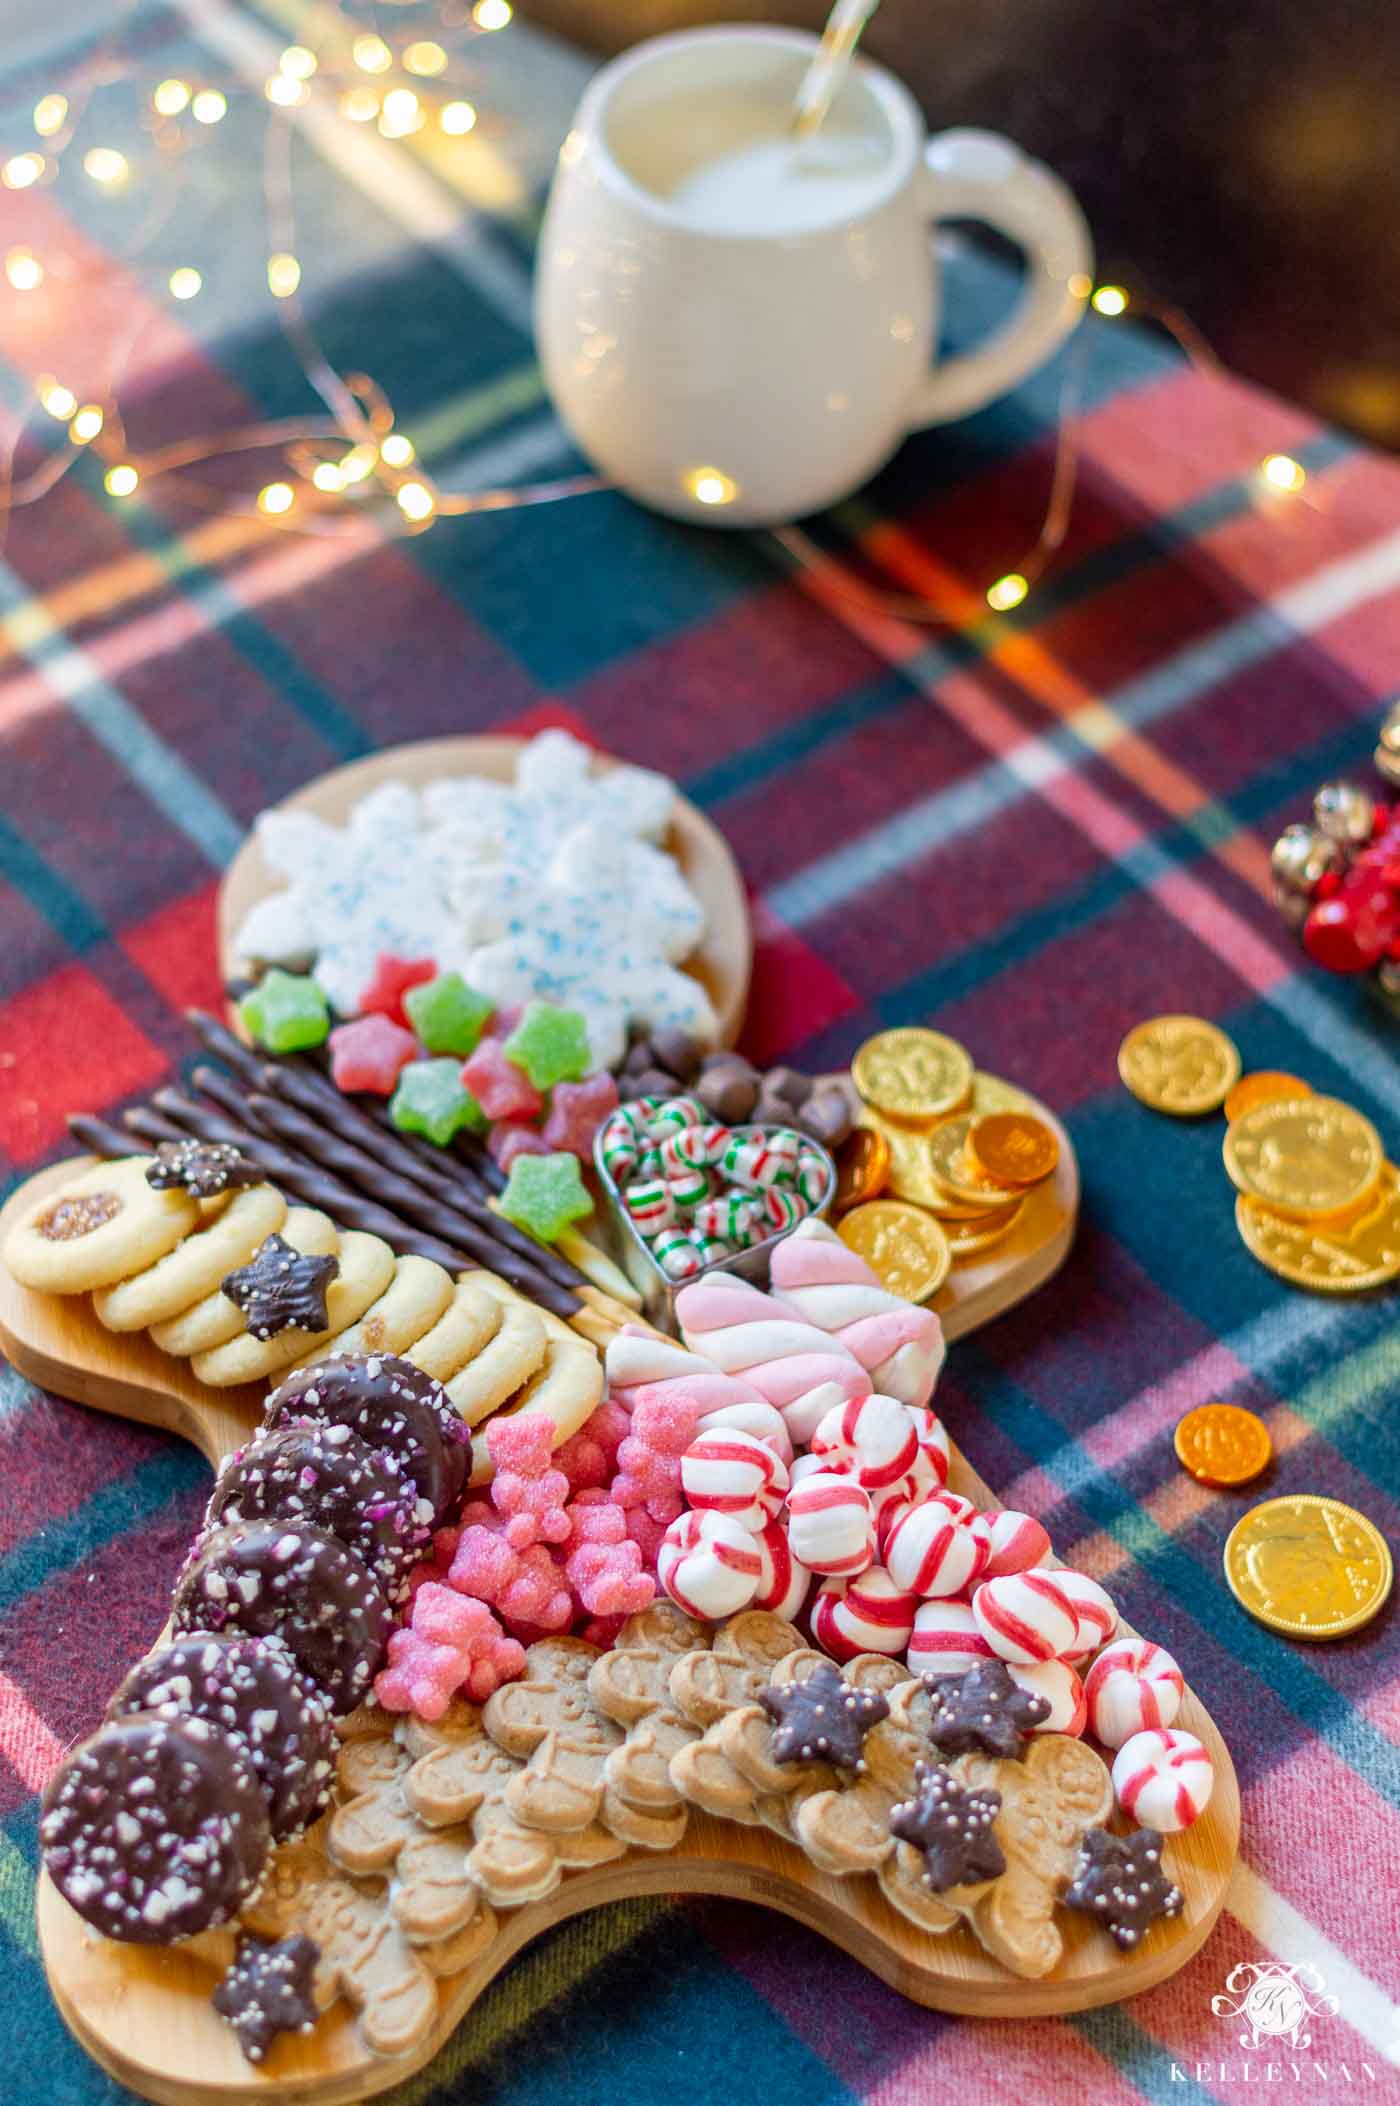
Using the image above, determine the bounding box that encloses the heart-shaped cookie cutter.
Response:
[593,1120,836,1331]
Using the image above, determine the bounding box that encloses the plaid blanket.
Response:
[2,5,1400,2101]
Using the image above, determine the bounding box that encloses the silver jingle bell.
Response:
[1313,781,1375,845]
[1270,822,1342,896]
[1374,698,1400,787]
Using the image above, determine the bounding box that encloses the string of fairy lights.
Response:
[0,6,1318,618]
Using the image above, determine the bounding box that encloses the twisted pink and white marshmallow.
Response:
[768,1219,945,1408]
[675,1275,871,1444]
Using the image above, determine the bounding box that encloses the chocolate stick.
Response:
[139,1089,477,1282]
[252,1060,583,1291]
[69,1113,155,1160]
[240,1085,578,1312]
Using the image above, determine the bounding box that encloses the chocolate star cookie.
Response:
[147,1139,262,1199]
[213,1932,320,2063]
[1062,1826,1183,1948]
[759,1659,889,1772]
[922,1659,1051,1759]
[889,1760,1006,1891]
[222,1233,339,1340]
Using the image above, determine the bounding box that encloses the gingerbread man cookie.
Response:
[666,1615,829,1833]
[587,1602,711,1829]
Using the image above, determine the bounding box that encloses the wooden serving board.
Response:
[218,735,753,1050]
[0,1170,1238,2104]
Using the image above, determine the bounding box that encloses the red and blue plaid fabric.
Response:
[2,5,1399,2101]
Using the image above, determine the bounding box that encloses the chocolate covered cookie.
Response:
[206,1425,427,1603]
[109,1630,336,1840]
[41,1713,270,1942]
[173,1520,392,1715]
[263,1352,470,1522]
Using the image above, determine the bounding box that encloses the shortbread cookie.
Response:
[293,1253,454,1368]
[444,1295,547,1427]
[670,1643,837,1832]
[482,1635,619,1835]
[404,1279,503,1382]
[92,1183,287,1331]
[5,1156,198,1293]
[191,1230,396,1386]
[466,1313,604,1484]
[149,1206,339,1357]
[589,1602,710,1816]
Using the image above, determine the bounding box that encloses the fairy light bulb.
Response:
[33,94,68,136]
[379,88,421,136]
[168,266,202,300]
[312,462,346,493]
[40,381,77,420]
[1260,453,1306,493]
[84,147,128,186]
[5,248,43,291]
[267,252,301,298]
[152,78,190,116]
[473,0,512,28]
[380,433,415,467]
[1091,284,1128,317]
[258,481,295,516]
[266,73,307,107]
[396,480,435,521]
[440,100,477,135]
[341,87,380,122]
[191,89,227,124]
[404,41,447,75]
[279,45,317,79]
[4,153,45,189]
[986,572,1029,612]
[352,34,392,73]
[684,466,737,507]
[104,464,139,496]
[69,405,104,443]
[339,445,377,484]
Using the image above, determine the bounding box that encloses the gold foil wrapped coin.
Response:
[967,1111,1060,1188]
[944,1201,1025,1262]
[856,1107,950,1211]
[969,1073,1032,1117]
[851,1028,973,1122]
[927,1115,1022,1210]
[1118,1014,1241,1116]
[1224,1095,1382,1220]
[1235,1163,1400,1291]
[1223,1494,1393,1639]
[837,1200,951,1303]
[1223,1071,1312,1123]
[833,1126,890,1214]
[1174,1403,1272,1487]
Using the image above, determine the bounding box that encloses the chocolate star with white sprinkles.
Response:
[921,1659,1051,1759]
[221,1234,339,1340]
[1062,1827,1183,1949]
[889,1761,1006,1891]
[759,1660,889,1771]
[146,1138,262,1199]
[213,1932,321,2063]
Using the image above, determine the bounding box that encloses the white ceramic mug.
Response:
[535,26,1093,526]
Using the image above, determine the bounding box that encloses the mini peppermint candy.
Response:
[623,1179,676,1233]
[660,1123,733,1172]
[642,1093,707,1141]
[665,1164,715,1211]
[653,1227,704,1281]
[692,1191,764,1244]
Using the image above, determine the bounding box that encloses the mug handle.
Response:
[910,128,1094,427]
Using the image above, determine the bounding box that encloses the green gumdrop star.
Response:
[239,969,330,1053]
[389,1058,487,1147]
[402,972,494,1057]
[502,1001,591,1090]
[498,1151,593,1244]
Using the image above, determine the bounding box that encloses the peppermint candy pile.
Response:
[599,1093,833,1283]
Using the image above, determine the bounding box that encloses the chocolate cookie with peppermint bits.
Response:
[263,1351,470,1523]
[41,1713,271,1943]
[172,1520,392,1715]
[108,1630,336,1841]
[206,1424,427,1604]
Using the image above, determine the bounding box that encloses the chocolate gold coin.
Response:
[1118,1015,1241,1116]
[1174,1403,1272,1487]
[969,1073,1032,1116]
[857,1107,949,1211]
[967,1111,1060,1188]
[926,1115,1021,1210]
[944,1201,1025,1262]
[851,1029,973,1122]
[1235,1162,1400,1292]
[834,1126,890,1213]
[1224,1095,1382,1220]
[837,1200,951,1303]
[1223,1071,1312,1123]
[1223,1494,1393,1639]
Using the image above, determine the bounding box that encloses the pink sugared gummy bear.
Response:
[462,1039,545,1122]
[541,1072,620,1159]
[486,1415,571,1549]
[562,1494,656,1614]
[329,1013,422,1096]
[358,953,437,1028]
[488,1123,555,1171]
[373,1584,526,1718]
[624,1509,667,1570]
[555,1401,630,1491]
[610,1385,702,1524]
[447,1526,573,1631]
